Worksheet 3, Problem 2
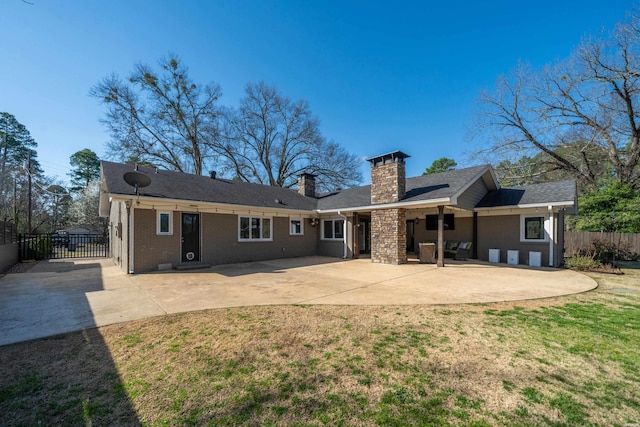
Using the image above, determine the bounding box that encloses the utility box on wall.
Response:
[488,249,500,263]
[529,251,542,267]
[507,250,519,265]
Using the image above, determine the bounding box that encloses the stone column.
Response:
[366,151,410,265]
[371,208,407,264]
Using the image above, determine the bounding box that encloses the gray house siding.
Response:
[456,179,488,211]
[130,210,318,272]
[477,215,550,266]
[318,240,344,257]
[202,213,317,266]
[414,216,474,248]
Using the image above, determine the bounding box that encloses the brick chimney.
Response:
[366,151,410,265]
[366,151,410,204]
[298,173,316,197]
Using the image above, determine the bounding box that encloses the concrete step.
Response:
[175,263,212,271]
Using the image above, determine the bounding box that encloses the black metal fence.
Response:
[18,233,109,261]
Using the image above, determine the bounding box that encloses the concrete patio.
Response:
[0,256,597,345]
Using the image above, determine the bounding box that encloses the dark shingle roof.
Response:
[476,180,576,208]
[316,165,492,210]
[101,161,318,211]
[102,161,575,212]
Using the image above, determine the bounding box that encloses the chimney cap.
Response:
[365,150,410,165]
[299,172,317,179]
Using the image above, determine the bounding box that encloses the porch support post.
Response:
[472,211,478,259]
[437,205,445,267]
[352,213,359,259]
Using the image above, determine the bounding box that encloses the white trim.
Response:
[520,214,549,243]
[238,215,273,242]
[449,166,499,204]
[548,206,554,267]
[107,194,313,218]
[321,218,345,240]
[128,201,135,274]
[338,211,348,259]
[316,197,452,214]
[475,201,574,211]
[156,211,173,235]
[289,218,304,236]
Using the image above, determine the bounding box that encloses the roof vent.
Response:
[209,170,217,179]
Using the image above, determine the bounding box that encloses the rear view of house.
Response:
[99,151,576,273]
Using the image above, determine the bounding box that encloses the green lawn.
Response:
[1,263,639,426]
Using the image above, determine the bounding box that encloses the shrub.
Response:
[565,255,602,271]
[568,238,635,263]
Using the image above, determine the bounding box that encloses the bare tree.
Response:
[67,181,106,233]
[91,56,222,175]
[473,12,640,189]
[220,82,362,192]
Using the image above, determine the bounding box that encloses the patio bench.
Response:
[454,242,473,260]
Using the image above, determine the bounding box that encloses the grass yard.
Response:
[1,263,639,426]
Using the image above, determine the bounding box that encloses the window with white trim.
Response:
[322,218,344,240]
[157,211,173,235]
[520,215,548,242]
[289,218,304,235]
[239,216,272,241]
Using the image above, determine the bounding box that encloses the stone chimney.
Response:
[366,151,410,204]
[366,151,410,265]
[298,173,316,197]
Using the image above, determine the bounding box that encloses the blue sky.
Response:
[0,0,634,185]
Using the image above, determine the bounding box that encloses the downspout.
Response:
[548,205,554,267]
[338,211,348,259]
[128,199,135,274]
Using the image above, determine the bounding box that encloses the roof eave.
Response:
[106,193,316,217]
[316,197,453,214]
[474,200,575,211]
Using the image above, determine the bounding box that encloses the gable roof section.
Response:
[101,161,318,212]
[476,180,576,209]
[316,164,495,211]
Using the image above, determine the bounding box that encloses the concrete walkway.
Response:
[0,256,597,346]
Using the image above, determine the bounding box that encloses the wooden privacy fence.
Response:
[1,220,17,244]
[564,231,640,256]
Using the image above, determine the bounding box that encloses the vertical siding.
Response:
[456,178,488,210]
[565,230,640,255]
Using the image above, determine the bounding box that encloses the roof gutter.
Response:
[108,194,315,217]
[338,211,348,259]
[316,197,452,214]
[474,200,575,211]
